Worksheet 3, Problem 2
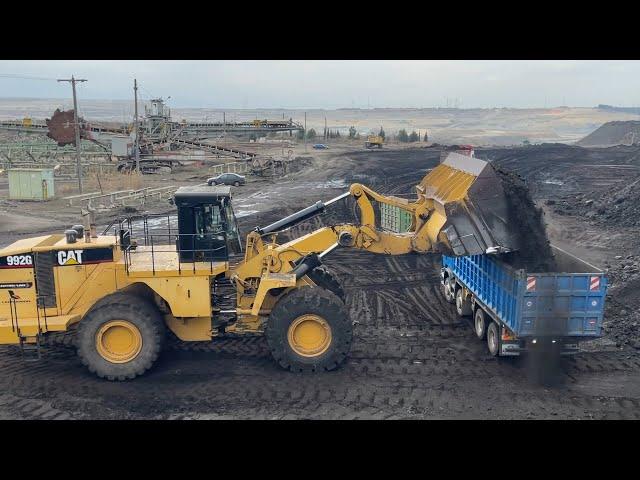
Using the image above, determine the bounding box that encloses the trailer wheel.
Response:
[474,308,488,340]
[455,288,472,317]
[443,278,455,304]
[487,321,500,356]
[266,287,352,372]
[76,294,166,381]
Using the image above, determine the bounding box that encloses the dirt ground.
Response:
[1,142,640,419]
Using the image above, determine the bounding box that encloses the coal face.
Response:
[495,166,556,272]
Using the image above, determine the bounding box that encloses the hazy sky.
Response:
[0,60,638,109]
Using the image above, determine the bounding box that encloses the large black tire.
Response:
[307,266,345,301]
[76,293,166,381]
[266,287,352,372]
[443,277,455,304]
[487,321,500,357]
[474,308,488,340]
[234,181,240,187]
[455,288,472,317]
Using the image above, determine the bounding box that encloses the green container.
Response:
[379,202,412,233]
[8,168,55,201]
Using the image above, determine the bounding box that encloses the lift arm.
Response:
[230,152,520,320]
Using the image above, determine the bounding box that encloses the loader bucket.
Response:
[419,152,520,256]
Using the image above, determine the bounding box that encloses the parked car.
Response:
[207,173,246,186]
[312,144,329,150]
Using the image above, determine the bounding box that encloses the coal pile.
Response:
[601,255,640,349]
[578,121,640,147]
[494,166,556,272]
[552,175,640,228]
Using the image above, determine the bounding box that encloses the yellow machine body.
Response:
[365,135,384,148]
[0,234,221,345]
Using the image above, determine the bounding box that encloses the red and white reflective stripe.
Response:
[590,276,601,291]
[526,276,536,291]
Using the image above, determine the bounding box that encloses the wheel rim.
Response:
[95,320,143,363]
[488,327,498,353]
[287,314,332,358]
[475,314,483,336]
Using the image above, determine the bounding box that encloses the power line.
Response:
[0,73,58,81]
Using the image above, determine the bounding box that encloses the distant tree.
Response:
[379,126,385,140]
[423,130,429,142]
[409,131,419,142]
[397,129,409,143]
[297,129,305,140]
[348,126,357,139]
[523,139,531,146]
[306,128,317,140]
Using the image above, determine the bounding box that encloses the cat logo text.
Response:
[57,250,84,266]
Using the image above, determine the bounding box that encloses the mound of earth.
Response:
[551,175,640,228]
[578,121,640,147]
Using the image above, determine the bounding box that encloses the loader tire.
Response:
[266,287,352,372]
[76,294,166,381]
[308,266,345,300]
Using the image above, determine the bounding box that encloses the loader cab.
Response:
[174,185,242,263]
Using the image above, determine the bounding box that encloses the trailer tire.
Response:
[455,288,472,317]
[266,287,352,373]
[487,321,500,357]
[443,278,455,304]
[474,308,488,340]
[76,294,166,381]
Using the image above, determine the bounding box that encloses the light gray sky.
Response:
[0,60,638,109]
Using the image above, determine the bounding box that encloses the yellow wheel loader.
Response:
[365,135,384,149]
[0,153,519,380]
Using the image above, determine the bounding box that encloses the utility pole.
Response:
[134,79,140,174]
[304,112,307,152]
[57,75,87,193]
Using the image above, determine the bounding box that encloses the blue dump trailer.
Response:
[441,246,607,356]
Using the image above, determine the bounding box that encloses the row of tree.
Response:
[295,126,427,142]
[396,129,427,143]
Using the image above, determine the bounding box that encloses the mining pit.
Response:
[0,143,639,419]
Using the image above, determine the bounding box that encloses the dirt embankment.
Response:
[578,121,640,147]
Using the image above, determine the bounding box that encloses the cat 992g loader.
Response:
[0,152,520,380]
